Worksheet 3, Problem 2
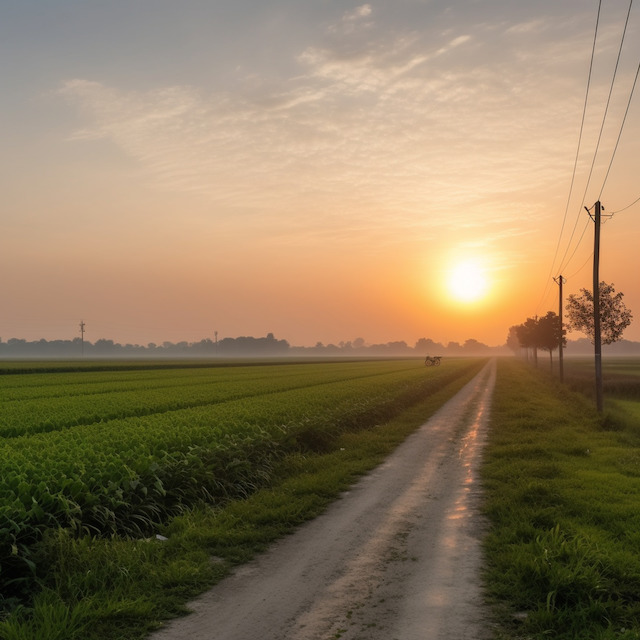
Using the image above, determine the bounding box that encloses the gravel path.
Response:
[151,359,496,640]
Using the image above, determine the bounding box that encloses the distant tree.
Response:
[387,340,410,354]
[446,341,462,354]
[515,317,539,365]
[94,339,115,354]
[536,311,565,370]
[506,326,521,354]
[191,338,215,354]
[566,281,632,345]
[414,338,443,354]
[462,338,489,353]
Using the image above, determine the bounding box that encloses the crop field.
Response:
[0,357,484,617]
[8,356,637,640]
[562,356,640,402]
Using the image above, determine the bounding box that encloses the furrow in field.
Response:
[0,362,420,438]
[0,359,484,609]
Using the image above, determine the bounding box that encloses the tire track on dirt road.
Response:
[152,359,496,640]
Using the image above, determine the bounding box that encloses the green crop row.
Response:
[0,360,393,398]
[0,361,418,438]
[0,359,483,608]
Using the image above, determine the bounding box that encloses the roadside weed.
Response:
[484,359,640,639]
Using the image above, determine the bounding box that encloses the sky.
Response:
[2,0,640,348]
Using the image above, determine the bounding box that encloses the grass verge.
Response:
[483,358,640,640]
[0,361,484,640]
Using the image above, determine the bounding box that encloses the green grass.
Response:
[0,359,484,640]
[483,358,640,639]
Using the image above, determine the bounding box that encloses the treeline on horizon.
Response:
[0,333,501,358]
[2,332,640,359]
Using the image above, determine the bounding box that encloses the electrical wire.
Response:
[535,0,602,315]
[551,0,637,285]
[553,0,602,276]
[610,194,640,214]
[577,0,634,206]
[566,251,595,280]
[560,216,592,276]
[599,57,640,199]
[556,0,636,277]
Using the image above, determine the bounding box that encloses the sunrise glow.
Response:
[448,261,489,304]
[2,2,639,349]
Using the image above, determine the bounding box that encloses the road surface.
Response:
[152,359,496,640]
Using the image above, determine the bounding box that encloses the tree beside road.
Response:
[565,281,632,346]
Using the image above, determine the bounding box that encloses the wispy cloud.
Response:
[344,4,373,22]
[330,3,374,35]
[58,13,586,246]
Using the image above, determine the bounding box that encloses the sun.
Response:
[447,261,488,303]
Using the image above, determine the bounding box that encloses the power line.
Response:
[556,0,636,277]
[556,3,639,286]
[566,251,594,280]
[610,193,640,214]
[581,0,634,204]
[536,0,602,315]
[553,0,603,274]
[558,216,592,276]
[599,56,640,199]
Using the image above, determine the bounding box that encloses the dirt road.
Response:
[152,359,496,640]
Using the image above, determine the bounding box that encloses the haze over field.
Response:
[2,1,639,348]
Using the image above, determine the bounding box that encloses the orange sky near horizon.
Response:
[2,1,640,349]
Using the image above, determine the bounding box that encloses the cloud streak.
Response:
[57,11,597,247]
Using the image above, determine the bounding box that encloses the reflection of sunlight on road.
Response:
[293,361,496,640]
[152,360,497,640]
[396,359,495,640]
[448,388,490,524]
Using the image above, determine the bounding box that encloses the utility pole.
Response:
[79,320,86,357]
[554,274,566,383]
[587,201,603,412]
[533,315,538,368]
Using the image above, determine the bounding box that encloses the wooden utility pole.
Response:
[80,320,86,357]
[554,275,566,383]
[589,201,603,412]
